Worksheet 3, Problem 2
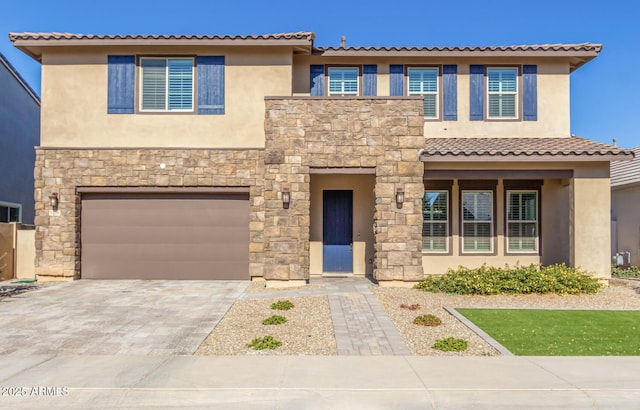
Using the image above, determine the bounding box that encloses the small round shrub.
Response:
[432,337,468,352]
[247,335,282,350]
[262,315,287,325]
[270,300,295,310]
[612,265,640,278]
[413,314,442,326]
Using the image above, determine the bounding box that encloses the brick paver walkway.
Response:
[241,277,411,356]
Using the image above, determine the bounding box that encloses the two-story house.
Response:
[10,31,633,285]
[0,51,40,224]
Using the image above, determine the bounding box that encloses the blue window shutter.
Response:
[390,65,404,96]
[523,65,537,121]
[310,65,325,96]
[107,55,135,114]
[197,56,225,114]
[363,64,377,96]
[443,65,457,121]
[469,65,484,121]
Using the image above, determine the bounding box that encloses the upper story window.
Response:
[328,67,359,96]
[140,58,194,112]
[408,68,439,119]
[107,55,224,115]
[487,68,518,119]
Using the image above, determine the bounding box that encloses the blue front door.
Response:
[323,190,353,272]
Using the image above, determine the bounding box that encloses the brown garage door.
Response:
[80,192,249,280]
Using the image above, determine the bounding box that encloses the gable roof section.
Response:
[9,32,316,61]
[421,136,634,162]
[611,146,640,188]
[0,52,40,104]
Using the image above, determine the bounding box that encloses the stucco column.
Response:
[569,163,611,279]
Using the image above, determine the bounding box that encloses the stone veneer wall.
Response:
[264,97,425,282]
[34,149,265,280]
[35,98,425,282]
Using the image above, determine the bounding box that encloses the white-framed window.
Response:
[461,191,493,252]
[408,67,439,119]
[422,191,448,252]
[507,190,538,253]
[328,67,359,96]
[487,68,517,119]
[0,202,21,223]
[140,58,194,112]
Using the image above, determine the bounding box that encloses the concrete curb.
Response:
[444,306,514,356]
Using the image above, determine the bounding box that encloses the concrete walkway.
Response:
[241,277,411,355]
[1,355,639,409]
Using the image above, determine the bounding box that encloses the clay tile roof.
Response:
[9,32,316,42]
[422,136,634,162]
[315,43,602,53]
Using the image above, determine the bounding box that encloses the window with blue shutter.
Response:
[442,65,457,121]
[469,65,484,121]
[197,56,225,114]
[107,55,135,114]
[140,58,194,112]
[363,65,377,96]
[523,65,537,121]
[328,67,359,96]
[487,68,518,119]
[389,64,404,96]
[408,67,439,119]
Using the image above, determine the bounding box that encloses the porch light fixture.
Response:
[282,186,290,209]
[49,192,59,211]
[395,186,404,209]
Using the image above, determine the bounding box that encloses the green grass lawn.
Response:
[456,309,640,356]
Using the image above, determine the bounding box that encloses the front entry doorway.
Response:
[322,190,353,272]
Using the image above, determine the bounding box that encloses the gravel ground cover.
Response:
[372,278,640,356]
[196,278,639,356]
[196,295,336,355]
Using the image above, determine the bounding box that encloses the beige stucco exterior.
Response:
[41,46,293,148]
[293,56,570,137]
[422,161,611,277]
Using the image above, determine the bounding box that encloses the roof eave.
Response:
[420,154,635,162]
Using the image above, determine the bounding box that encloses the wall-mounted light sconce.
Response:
[282,185,290,209]
[395,186,404,209]
[49,192,59,211]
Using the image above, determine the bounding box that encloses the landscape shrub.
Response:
[270,300,295,310]
[413,314,442,326]
[432,337,468,352]
[414,263,600,295]
[262,315,287,325]
[612,265,640,278]
[247,335,282,350]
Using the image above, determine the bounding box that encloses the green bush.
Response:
[413,314,442,326]
[612,265,640,278]
[262,315,288,325]
[270,300,295,310]
[414,263,600,295]
[247,335,282,350]
[432,337,468,352]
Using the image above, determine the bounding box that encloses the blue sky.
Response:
[1,0,638,148]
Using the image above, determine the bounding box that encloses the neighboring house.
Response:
[611,146,640,267]
[0,52,40,224]
[10,32,633,285]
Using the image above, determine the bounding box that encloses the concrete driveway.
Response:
[0,280,248,355]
